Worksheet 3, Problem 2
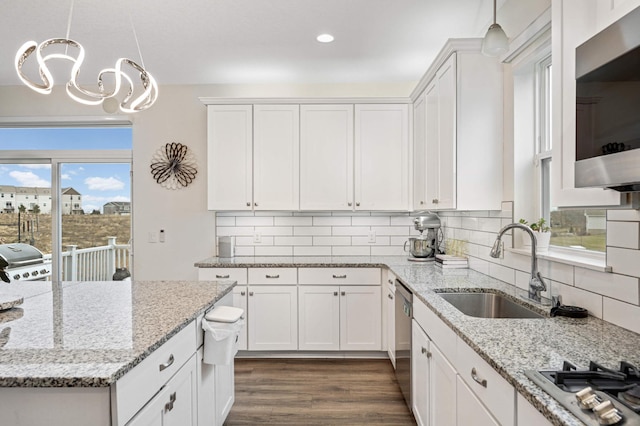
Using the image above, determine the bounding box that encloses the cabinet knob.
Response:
[246,202,251,207]
[254,202,258,207]
[249,291,254,296]
[341,291,346,296]
[432,198,439,204]
[387,293,393,300]
[348,202,353,207]
[334,291,339,296]
[471,368,488,388]
[356,202,360,207]
[420,201,425,205]
[421,347,432,358]
[241,291,246,296]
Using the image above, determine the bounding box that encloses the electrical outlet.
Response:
[159,229,165,243]
[253,232,262,243]
[368,230,376,243]
[148,232,158,243]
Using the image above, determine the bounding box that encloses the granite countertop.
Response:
[196,255,640,426]
[0,279,234,387]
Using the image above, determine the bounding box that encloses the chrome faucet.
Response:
[489,223,547,302]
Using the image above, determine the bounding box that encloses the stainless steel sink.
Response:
[438,292,545,319]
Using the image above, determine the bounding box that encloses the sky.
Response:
[0,127,132,213]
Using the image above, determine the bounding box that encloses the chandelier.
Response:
[14,1,158,113]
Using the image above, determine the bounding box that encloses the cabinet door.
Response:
[384,272,396,367]
[339,285,381,350]
[128,355,197,426]
[298,285,340,350]
[215,362,235,425]
[232,285,248,351]
[411,321,431,426]
[253,105,300,210]
[207,105,253,210]
[425,54,457,210]
[413,93,428,209]
[517,393,552,426]
[431,344,456,426]
[456,376,499,426]
[247,286,298,350]
[300,104,354,210]
[354,104,410,211]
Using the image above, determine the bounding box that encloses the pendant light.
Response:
[481,0,508,57]
[14,0,158,113]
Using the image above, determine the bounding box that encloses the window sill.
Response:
[507,246,609,272]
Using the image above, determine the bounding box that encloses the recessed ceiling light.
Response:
[316,34,334,43]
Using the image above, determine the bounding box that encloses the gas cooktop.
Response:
[525,361,640,425]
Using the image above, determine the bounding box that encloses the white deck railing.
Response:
[43,237,131,281]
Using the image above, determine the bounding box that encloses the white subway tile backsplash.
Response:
[488,263,515,284]
[217,226,255,236]
[313,216,352,226]
[255,226,293,236]
[390,215,413,226]
[461,217,479,230]
[575,268,640,303]
[332,226,370,236]
[371,246,405,256]
[294,246,332,256]
[352,216,391,226]
[255,246,294,256]
[275,236,313,246]
[234,246,255,256]
[294,226,332,236]
[607,247,640,278]
[538,259,574,286]
[216,216,236,227]
[606,221,640,249]
[352,236,391,246]
[275,216,313,226]
[235,236,274,246]
[554,282,603,319]
[372,226,412,236]
[603,297,640,334]
[332,246,371,256]
[236,216,274,227]
[313,236,351,246]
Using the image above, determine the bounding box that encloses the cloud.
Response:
[84,176,125,191]
[61,174,71,180]
[9,171,50,187]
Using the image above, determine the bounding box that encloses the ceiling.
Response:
[0,0,499,88]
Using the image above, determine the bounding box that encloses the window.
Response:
[535,56,607,252]
[0,126,133,281]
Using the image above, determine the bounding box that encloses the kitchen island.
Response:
[0,279,234,425]
[195,256,640,426]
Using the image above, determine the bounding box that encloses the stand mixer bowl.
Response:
[404,237,436,258]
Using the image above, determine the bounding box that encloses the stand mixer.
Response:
[404,212,443,261]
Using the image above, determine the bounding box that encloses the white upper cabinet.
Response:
[413,40,503,211]
[300,104,354,210]
[551,0,623,207]
[207,105,253,211]
[207,104,300,211]
[354,104,410,211]
[253,105,300,210]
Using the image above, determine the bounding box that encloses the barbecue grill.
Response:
[0,244,51,283]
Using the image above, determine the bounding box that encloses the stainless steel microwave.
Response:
[575,6,640,192]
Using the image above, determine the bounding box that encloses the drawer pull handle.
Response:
[388,293,393,300]
[332,274,347,279]
[421,347,432,358]
[471,368,487,388]
[165,392,177,412]
[240,291,246,296]
[215,274,230,279]
[159,354,175,372]
[265,274,280,279]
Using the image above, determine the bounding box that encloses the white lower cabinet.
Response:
[299,285,341,350]
[127,354,198,426]
[516,393,552,426]
[340,285,382,350]
[456,376,500,426]
[232,285,248,350]
[411,320,431,426]
[248,285,298,350]
[412,297,517,426]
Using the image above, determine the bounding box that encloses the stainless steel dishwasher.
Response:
[395,280,412,410]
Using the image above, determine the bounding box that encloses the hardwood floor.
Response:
[225,358,416,425]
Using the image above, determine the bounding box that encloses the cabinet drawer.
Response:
[455,338,515,426]
[248,267,297,284]
[198,267,247,284]
[298,268,380,285]
[114,321,197,425]
[413,297,456,363]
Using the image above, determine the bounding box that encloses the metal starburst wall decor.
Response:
[150,142,198,189]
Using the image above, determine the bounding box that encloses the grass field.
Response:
[0,213,130,255]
